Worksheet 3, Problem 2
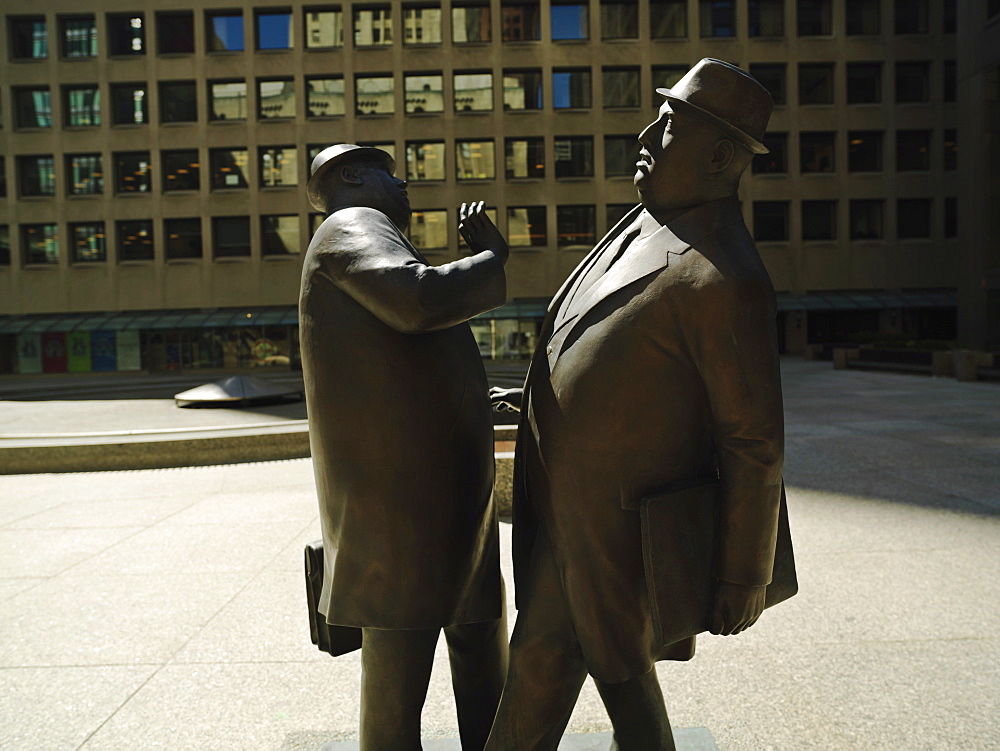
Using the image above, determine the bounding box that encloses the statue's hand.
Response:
[460,201,509,263]
[708,581,767,636]
[490,387,523,413]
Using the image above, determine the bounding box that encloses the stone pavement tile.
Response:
[0,573,245,668]
[6,495,197,530]
[904,466,1000,510]
[159,488,317,527]
[267,523,325,573]
[64,522,307,578]
[314,728,718,750]
[0,482,74,527]
[199,458,316,495]
[173,570,329,665]
[783,437,882,475]
[0,665,157,751]
[0,527,144,578]
[0,577,44,603]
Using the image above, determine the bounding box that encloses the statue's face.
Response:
[635,101,711,211]
[356,163,410,230]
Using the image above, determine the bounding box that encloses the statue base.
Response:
[319,727,718,750]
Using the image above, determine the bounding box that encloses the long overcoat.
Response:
[300,205,505,633]
[512,198,786,683]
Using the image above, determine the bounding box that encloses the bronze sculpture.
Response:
[299,144,510,749]
[487,59,796,749]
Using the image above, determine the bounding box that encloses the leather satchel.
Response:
[304,540,363,656]
[639,480,797,647]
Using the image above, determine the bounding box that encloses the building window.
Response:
[64,86,101,127]
[503,70,543,110]
[944,61,956,103]
[22,224,60,265]
[800,132,835,172]
[552,2,588,40]
[117,220,154,261]
[849,199,883,239]
[848,131,883,171]
[553,68,592,109]
[18,155,56,197]
[156,12,195,54]
[748,0,784,36]
[505,138,545,178]
[605,135,638,176]
[208,81,248,122]
[357,141,397,162]
[699,0,735,37]
[604,67,640,109]
[845,0,879,34]
[354,6,393,46]
[162,150,200,192]
[847,62,881,104]
[69,222,106,262]
[557,205,596,247]
[402,4,442,45]
[897,199,931,239]
[0,158,5,198]
[210,148,249,190]
[944,130,957,171]
[66,154,103,195]
[213,217,251,258]
[454,72,493,112]
[404,74,443,114]
[652,66,688,104]
[165,218,202,259]
[797,0,831,35]
[114,152,151,193]
[111,83,147,125]
[256,10,293,50]
[752,133,788,173]
[943,0,957,32]
[602,1,638,39]
[10,16,48,60]
[896,130,931,171]
[896,62,930,103]
[308,77,346,117]
[60,15,97,58]
[798,64,834,105]
[894,0,928,34]
[508,206,547,247]
[651,0,687,37]
[750,64,786,105]
[259,146,298,187]
[456,140,496,180]
[207,11,244,52]
[262,215,300,255]
[607,203,635,230]
[753,201,789,241]
[356,74,395,115]
[944,197,957,238]
[408,210,449,250]
[14,87,53,128]
[160,81,197,123]
[453,3,491,42]
[0,226,9,266]
[258,79,296,119]
[405,141,446,181]
[502,2,542,41]
[107,13,145,55]
[305,7,344,47]
[802,200,836,240]
[554,136,594,177]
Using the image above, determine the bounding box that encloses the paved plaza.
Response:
[0,359,998,749]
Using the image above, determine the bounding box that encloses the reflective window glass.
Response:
[403,5,442,44]
[455,72,493,112]
[847,62,881,103]
[61,16,97,58]
[207,11,244,51]
[64,86,101,126]
[258,79,296,119]
[305,8,344,47]
[895,62,930,103]
[18,155,56,197]
[604,67,640,108]
[846,0,880,34]
[308,77,346,117]
[117,220,154,261]
[114,152,151,193]
[257,10,293,49]
[750,64,786,105]
[601,1,638,39]
[165,218,202,259]
[800,132,835,172]
[159,81,197,123]
[157,12,194,54]
[210,148,250,189]
[209,81,249,121]
[505,138,545,178]
[797,0,832,35]
[896,130,931,171]
[405,142,446,181]
[651,1,687,37]
[749,0,784,36]
[604,135,638,176]
[503,70,543,110]
[699,0,735,37]
[409,210,449,250]
[14,87,53,128]
[404,74,444,114]
[554,136,594,177]
[753,133,788,173]
[753,201,790,241]
[557,205,596,247]
[70,222,106,262]
[849,200,883,239]
[507,206,547,247]
[66,154,103,195]
[162,149,200,192]
[213,217,251,258]
[259,146,299,186]
[897,198,931,238]
[553,68,592,109]
[22,224,60,265]
[799,64,834,105]
[107,14,145,55]
[802,200,837,240]
[502,3,541,41]
[262,215,300,255]
[10,16,48,60]
[552,2,588,40]
[356,75,395,115]
[453,3,491,42]
[111,83,148,125]
[354,6,393,46]
[456,140,495,180]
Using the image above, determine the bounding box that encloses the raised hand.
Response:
[460,201,509,263]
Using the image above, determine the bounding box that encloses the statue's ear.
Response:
[709,139,735,174]
[339,164,364,185]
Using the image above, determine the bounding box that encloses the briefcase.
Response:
[304,540,363,656]
[639,480,797,647]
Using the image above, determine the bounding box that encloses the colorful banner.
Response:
[42,332,68,373]
[116,329,142,371]
[91,331,116,371]
[17,334,42,374]
[67,331,92,372]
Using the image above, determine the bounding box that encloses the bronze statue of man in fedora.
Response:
[299,144,510,749]
[487,59,794,749]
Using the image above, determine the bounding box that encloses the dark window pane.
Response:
[258,79,296,118]
[847,62,882,103]
[165,218,202,259]
[554,136,594,177]
[652,66,689,100]
[257,10,293,50]
[18,155,56,197]
[800,132,835,172]
[354,6,393,46]
[651,0,687,37]
[0,226,9,266]
[944,129,957,171]
[845,0,880,34]
[61,16,97,58]
[162,150,200,191]
[111,83,148,124]
[262,215,300,255]
[799,64,834,105]
[944,197,957,237]
[750,64,787,105]
[453,4,491,42]
[894,0,928,33]
[69,222,106,262]
[114,152,151,193]
[502,3,541,41]
[748,0,784,36]
[754,201,789,241]
[406,142,447,180]
[944,61,956,102]
[210,148,249,189]
[896,130,931,171]
[606,203,635,230]
[503,69,543,110]
[896,62,930,103]
[848,131,883,171]
[207,11,244,51]
[699,0,735,36]
[849,200,883,239]
[557,205,596,246]
[505,138,545,178]
[603,67,640,108]
[601,1,638,39]
[553,68,592,108]
[157,12,194,54]
[456,140,496,180]
[802,200,836,240]
[552,3,588,40]
[209,81,249,121]
[213,216,251,257]
[106,14,145,55]
[305,8,344,48]
[797,0,831,35]
[66,153,103,195]
[356,75,395,115]
[605,135,638,176]
[507,206,547,246]
[0,158,6,198]
[753,133,788,173]
[117,220,154,261]
[22,224,60,264]
[10,16,48,60]
[897,198,931,238]
[160,81,197,123]
[455,72,493,111]
[943,0,956,32]
[14,88,53,128]
[309,77,347,116]
[64,86,101,126]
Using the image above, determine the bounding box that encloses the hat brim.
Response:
[655,88,769,155]
[306,148,397,211]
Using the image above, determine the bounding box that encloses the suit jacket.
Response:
[299,205,505,634]
[512,199,785,683]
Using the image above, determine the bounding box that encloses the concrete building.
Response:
[0,0,967,374]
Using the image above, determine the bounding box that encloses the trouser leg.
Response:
[485,533,589,750]
[444,576,510,751]
[595,667,675,751]
[359,627,440,751]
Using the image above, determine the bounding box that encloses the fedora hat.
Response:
[306,144,396,211]
[656,59,772,155]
